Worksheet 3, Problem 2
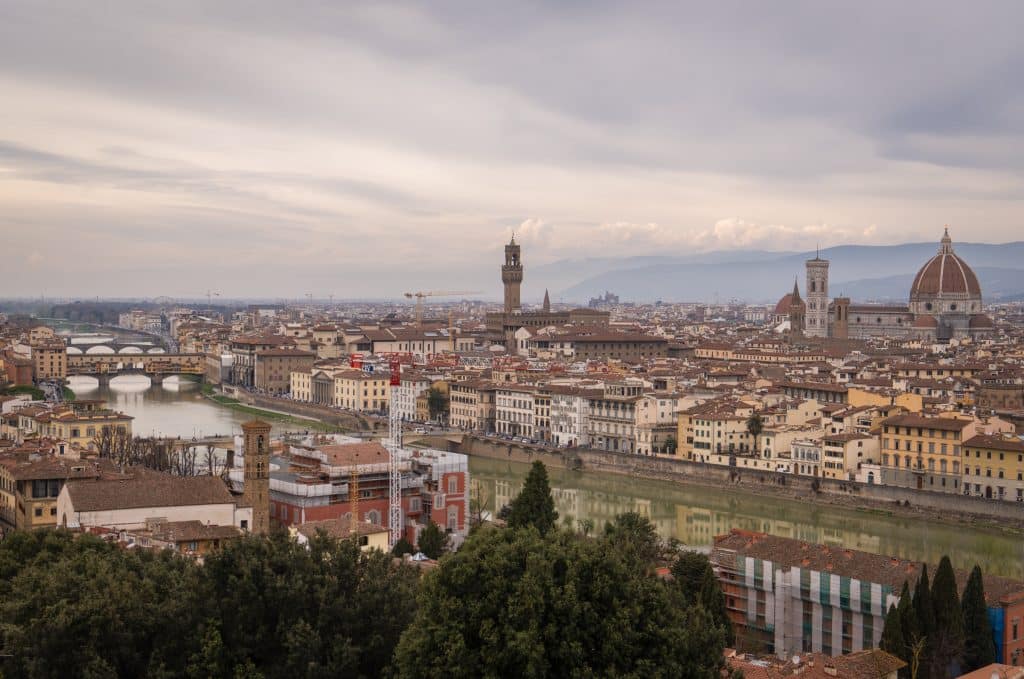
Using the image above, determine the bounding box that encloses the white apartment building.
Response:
[549,386,597,448]
[635,392,680,456]
[587,380,643,454]
[495,386,537,438]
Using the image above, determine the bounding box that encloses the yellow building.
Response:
[821,433,879,480]
[292,517,390,552]
[0,455,103,530]
[879,413,973,494]
[17,402,133,449]
[31,340,67,380]
[962,433,1024,502]
[333,369,390,412]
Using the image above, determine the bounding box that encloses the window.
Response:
[434,494,444,509]
[34,507,43,517]
[448,476,458,494]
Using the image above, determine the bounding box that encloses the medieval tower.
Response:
[241,419,271,535]
[788,278,806,338]
[502,235,523,313]
[805,252,830,338]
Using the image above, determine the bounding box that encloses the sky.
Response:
[2,1,1024,300]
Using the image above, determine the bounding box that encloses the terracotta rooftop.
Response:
[881,413,972,431]
[65,472,235,512]
[314,442,390,467]
[149,520,242,543]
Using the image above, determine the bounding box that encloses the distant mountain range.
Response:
[545,241,1024,304]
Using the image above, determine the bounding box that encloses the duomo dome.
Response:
[909,228,983,316]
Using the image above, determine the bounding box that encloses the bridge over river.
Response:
[67,353,205,382]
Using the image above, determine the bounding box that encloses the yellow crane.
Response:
[403,290,480,327]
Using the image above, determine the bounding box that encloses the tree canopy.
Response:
[393,525,725,679]
[0,529,419,679]
[507,460,558,535]
[417,520,449,559]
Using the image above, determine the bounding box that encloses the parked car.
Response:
[414,427,428,434]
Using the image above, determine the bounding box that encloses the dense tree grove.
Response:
[0,530,419,678]
[880,558,996,679]
[394,525,725,679]
[0,461,735,678]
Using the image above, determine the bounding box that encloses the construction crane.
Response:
[387,357,403,548]
[403,290,480,327]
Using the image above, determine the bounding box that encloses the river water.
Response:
[67,375,252,439]
[73,377,1024,579]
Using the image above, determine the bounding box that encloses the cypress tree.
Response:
[507,460,558,535]
[671,551,734,646]
[880,603,905,661]
[961,565,996,672]
[931,556,966,677]
[913,565,934,679]
[895,581,919,678]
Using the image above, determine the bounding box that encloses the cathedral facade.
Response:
[782,229,993,342]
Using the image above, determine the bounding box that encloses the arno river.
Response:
[73,376,1024,579]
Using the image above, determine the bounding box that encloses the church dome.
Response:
[773,293,794,315]
[910,228,981,299]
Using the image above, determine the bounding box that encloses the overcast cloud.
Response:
[1,1,1023,299]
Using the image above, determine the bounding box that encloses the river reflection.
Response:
[470,456,1024,580]
[67,375,253,439]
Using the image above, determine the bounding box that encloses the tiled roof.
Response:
[315,442,390,467]
[66,472,235,512]
[150,520,241,543]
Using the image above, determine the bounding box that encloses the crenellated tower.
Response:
[502,235,523,313]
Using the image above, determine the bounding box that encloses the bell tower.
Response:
[241,419,271,535]
[502,235,523,313]
[788,278,806,338]
[805,249,830,338]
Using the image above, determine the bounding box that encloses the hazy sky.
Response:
[2,2,1024,299]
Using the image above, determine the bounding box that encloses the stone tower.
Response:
[805,251,829,338]
[241,419,271,535]
[502,235,523,313]
[788,278,806,338]
[833,296,850,339]
[542,288,551,312]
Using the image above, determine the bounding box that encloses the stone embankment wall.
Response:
[458,435,1024,528]
[232,392,385,433]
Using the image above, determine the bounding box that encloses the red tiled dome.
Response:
[774,293,794,315]
[910,229,981,298]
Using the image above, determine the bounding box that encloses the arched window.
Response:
[366,509,381,525]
